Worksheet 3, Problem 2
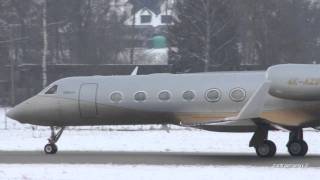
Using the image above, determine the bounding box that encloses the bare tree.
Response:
[169,0,239,72]
[42,0,48,88]
[236,0,320,66]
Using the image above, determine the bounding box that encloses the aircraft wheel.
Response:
[288,140,308,157]
[44,144,58,154]
[255,140,276,158]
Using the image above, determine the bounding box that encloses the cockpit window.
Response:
[45,85,58,94]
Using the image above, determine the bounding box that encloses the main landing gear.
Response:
[287,129,308,157]
[44,126,65,154]
[250,126,276,158]
[250,126,309,157]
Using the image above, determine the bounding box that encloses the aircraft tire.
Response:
[255,140,276,158]
[288,140,308,157]
[44,143,58,154]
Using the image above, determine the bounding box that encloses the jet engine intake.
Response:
[266,64,320,101]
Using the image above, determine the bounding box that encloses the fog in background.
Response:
[1,0,320,105]
[1,0,320,68]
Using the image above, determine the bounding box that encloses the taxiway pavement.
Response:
[0,151,318,167]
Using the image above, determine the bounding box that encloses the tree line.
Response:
[169,0,320,72]
[1,0,320,72]
[0,0,128,66]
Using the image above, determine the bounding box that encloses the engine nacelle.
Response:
[267,64,320,101]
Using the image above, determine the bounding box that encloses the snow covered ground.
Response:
[2,126,320,154]
[1,107,320,180]
[0,164,319,180]
[1,107,320,154]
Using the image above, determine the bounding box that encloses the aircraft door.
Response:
[79,83,98,118]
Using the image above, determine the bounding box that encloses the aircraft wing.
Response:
[181,81,271,126]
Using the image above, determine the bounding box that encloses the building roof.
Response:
[129,0,163,15]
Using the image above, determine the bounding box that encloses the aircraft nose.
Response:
[6,108,15,119]
[6,100,34,123]
[6,95,61,125]
[6,106,23,121]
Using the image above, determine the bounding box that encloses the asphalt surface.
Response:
[0,151,319,167]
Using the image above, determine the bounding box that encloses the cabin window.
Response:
[134,91,147,102]
[182,90,195,101]
[205,89,221,102]
[45,85,58,95]
[158,91,171,101]
[110,92,123,103]
[230,88,246,102]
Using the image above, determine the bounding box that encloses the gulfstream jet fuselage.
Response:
[7,64,320,157]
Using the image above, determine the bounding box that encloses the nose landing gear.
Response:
[44,126,65,154]
[44,143,58,154]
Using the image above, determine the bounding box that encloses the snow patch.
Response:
[0,164,318,180]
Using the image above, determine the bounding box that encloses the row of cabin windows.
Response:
[109,88,247,103]
[45,85,247,103]
[140,15,173,24]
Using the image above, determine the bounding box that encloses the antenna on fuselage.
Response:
[131,66,139,76]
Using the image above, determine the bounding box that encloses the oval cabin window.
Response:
[110,92,123,103]
[230,88,246,102]
[182,90,195,101]
[205,89,221,102]
[134,91,147,102]
[158,91,171,101]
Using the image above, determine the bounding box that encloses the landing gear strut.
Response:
[250,126,276,158]
[44,126,65,154]
[287,129,308,157]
